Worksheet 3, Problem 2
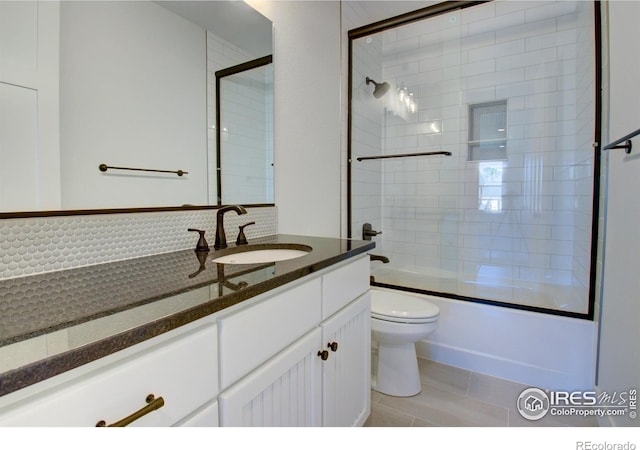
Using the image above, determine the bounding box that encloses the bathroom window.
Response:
[468,100,507,161]
[478,161,503,213]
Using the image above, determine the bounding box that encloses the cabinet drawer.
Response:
[321,256,369,320]
[0,324,218,427]
[218,277,321,390]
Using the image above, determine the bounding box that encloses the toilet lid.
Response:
[371,289,440,323]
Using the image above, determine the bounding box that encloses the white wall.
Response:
[247,1,342,237]
[59,1,208,209]
[596,0,640,428]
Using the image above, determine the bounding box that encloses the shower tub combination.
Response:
[348,0,601,390]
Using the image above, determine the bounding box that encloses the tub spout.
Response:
[369,254,390,264]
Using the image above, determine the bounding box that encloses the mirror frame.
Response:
[215,54,274,206]
[0,203,281,220]
[0,205,217,219]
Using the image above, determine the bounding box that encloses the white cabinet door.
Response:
[0,1,60,210]
[320,292,371,427]
[218,328,323,427]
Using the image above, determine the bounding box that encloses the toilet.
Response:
[370,288,440,397]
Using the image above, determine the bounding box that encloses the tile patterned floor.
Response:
[364,358,599,427]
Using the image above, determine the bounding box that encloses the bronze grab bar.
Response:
[96,394,165,427]
[602,128,640,154]
[356,151,452,161]
[99,163,188,176]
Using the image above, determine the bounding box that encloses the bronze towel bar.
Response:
[98,163,188,176]
[356,151,452,162]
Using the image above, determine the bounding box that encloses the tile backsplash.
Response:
[0,206,277,281]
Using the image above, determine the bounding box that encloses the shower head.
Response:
[366,77,390,99]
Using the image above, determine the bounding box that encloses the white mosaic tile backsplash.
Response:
[0,207,277,280]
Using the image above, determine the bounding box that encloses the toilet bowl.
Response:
[370,288,440,397]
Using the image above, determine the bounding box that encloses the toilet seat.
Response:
[371,290,439,323]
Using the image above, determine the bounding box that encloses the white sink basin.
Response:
[212,245,311,264]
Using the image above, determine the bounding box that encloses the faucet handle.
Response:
[362,223,382,240]
[236,222,256,245]
[188,228,210,252]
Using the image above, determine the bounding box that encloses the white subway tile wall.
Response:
[207,32,274,204]
[218,64,274,204]
[0,207,277,281]
[351,1,596,314]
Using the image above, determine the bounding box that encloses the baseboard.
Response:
[416,339,592,391]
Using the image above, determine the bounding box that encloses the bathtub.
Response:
[371,264,587,313]
[369,286,596,391]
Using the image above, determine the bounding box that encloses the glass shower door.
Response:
[349,1,598,317]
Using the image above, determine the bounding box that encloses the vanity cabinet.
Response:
[218,256,370,427]
[0,253,370,427]
[0,320,219,427]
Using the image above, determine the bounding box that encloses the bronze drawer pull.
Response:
[96,394,165,427]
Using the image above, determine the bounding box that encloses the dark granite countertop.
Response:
[0,234,375,397]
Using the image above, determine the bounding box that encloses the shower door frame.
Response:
[346,0,603,320]
[215,55,274,206]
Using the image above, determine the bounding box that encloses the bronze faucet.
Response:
[214,205,247,250]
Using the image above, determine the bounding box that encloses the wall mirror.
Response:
[0,0,273,216]
[216,55,274,205]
